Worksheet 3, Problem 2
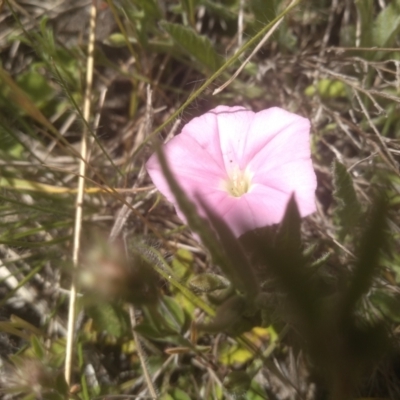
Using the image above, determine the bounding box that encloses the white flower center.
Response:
[225,167,252,197]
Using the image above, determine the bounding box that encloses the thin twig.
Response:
[64,0,97,386]
[164,118,182,143]
[347,152,378,172]
[352,88,399,175]
[129,305,158,399]
[328,46,400,53]
[237,0,245,48]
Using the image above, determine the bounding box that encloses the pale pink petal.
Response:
[213,106,254,173]
[240,107,310,168]
[179,109,224,170]
[146,134,224,201]
[176,190,232,228]
[215,184,293,236]
[183,106,255,174]
[243,107,316,217]
[252,157,317,217]
[146,134,230,224]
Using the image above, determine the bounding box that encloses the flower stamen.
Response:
[226,167,252,197]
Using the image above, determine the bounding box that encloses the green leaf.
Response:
[134,322,162,341]
[207,287,234,305]
[161,296,186,331]
[249,0,277,28]
[189,273,230,293]
[134,0,162,19]
[198,295,259,335]
[134,322,186,345]
[169,388,191,400]
[332,160,362,240]
[247,381,268,400]
[275,195,302,256]
[373,0,400,48]
[340,197,388,318]
[355,0,374,47]
[200,200,260,301]
[140,303,189,345]
[218,341,254,366]
[54,372,69,397]
[160,395,174,400]
[224,371,251,396]
[371,290,400,323]
[200,0,237,21]
[160,21,222,71]
[30,335,45,359]
[171,248,193,280]
[310,251,332,269]
[181,0,198,26]
[250,198,318,327]
[16,70,54,109]
[86,302,129,338]
[249,0,296,50]
[0,67,58,135]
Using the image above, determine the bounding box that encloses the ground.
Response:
[1,0,400,399]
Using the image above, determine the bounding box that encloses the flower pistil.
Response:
[225,167,253,198]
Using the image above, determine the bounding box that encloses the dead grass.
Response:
[1,0,400,399]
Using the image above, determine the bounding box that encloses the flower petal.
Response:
[207,184,286,236]
[183,106,255,174]
[146,134,230,222]
[244,107,317,217]
[241,107,311,169]
[222,182,311,237]
[146,134,224,194]
[252,158,317,217]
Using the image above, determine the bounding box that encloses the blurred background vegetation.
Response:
[1,0,400,399]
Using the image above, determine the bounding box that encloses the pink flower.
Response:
[146,106,317,237]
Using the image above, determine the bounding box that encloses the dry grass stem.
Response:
[64,0,97,386]
[129,305,159,399]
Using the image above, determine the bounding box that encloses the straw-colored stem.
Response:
[64,0,97,386]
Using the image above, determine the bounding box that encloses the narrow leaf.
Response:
[332,160,362,240]
[341,196,387,317]
[0,67,57,135]
[275,195,302,256]
[371,290,400,323]
[355,0,374,47]
[252,198,318,326]
[224,371,252,396]
[200,200,260,301]
[373,0,400,48]
[86,302,129,338]
[160,21,222,71]
[189,273,230,293]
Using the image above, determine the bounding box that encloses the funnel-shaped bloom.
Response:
[146,106,317,237]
